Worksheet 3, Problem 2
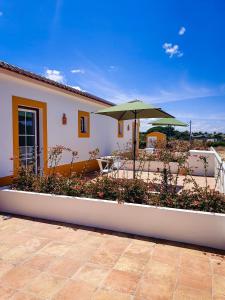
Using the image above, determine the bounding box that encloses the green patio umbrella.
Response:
[96,100,173,178]
[149,117,188,140]
[149,117,187,127]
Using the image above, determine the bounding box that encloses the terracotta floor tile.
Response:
[39,241,71,256]
[0,285,15,300]
[0,261,13,278]
[131,238,156,248]
[89,247,121,267]
[155,243,182,253]
[79,234,104,248]
[125,241,153,257]
[1,232,32,247]
[23,254,56,271]
[25,272,66,299]
[47,256,82,277]
[93,289,132,300]
[34,227,67,240]
[0,265,40,290]
[178,268,212,291]
[73,263,109,287]
[213,260,225,277]
[144,260,177,286]
[114,252,149,274]
[103,269,140,294]
[2,245,32,264]
[213,296,225,300]
[10,291,40,300]
[53,279,96,300]
[61,229,89,243]
[64,244,96,263]
[180,252,211,274]
[213,274,225,297]
[135,277,173,300]
[181,247,211,258]
[152,245,180,266]
[21,237,50,253]
[0,244,10,257]
[173,285,212,300]
[102,237,130,254]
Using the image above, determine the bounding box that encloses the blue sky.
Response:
[0,0,225,132]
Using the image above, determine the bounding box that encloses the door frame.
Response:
[12,96,48,175]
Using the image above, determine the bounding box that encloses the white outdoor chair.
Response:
[97,156,122,175]
[145,147,155,154]
[111,157,122,171]
[97,157,113,175]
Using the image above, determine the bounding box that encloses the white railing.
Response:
[211,147,225,194]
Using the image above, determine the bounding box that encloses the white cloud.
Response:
[71,85,85,92]
[108,65,118,71]
[71,69,85,74]
[178,26,186,35]
[68,62,222,106]
[184,119,225,133]
[163,43,183,58]
[44,69,65,83]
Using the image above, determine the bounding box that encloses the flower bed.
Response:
[11,170,225,214]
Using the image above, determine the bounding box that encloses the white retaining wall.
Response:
[188,150,215,176]
[124,150,215,176]
[0,189,225,250]
[211,147,225,194]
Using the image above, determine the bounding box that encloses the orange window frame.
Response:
[118,120,124,138]
[78,110,90,138]
[12,96,48,175]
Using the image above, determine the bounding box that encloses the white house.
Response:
[0,61,133,186]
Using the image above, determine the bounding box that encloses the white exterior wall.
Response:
[0,72,133,177]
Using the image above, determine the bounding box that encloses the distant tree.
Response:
[146,126,190,140]
[139,126,224,148]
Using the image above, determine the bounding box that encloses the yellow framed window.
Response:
[118,120,124,138]
[78,110,90,138]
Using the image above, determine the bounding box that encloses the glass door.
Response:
[18,107,39,173]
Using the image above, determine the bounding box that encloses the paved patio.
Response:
[0,214,225,300]
[108,170,216,191]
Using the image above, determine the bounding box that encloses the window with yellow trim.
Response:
[118,120,124,138]
[78,111,90,138]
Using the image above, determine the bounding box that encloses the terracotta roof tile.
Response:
[0,61,113,107]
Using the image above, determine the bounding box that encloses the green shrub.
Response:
[121,179,148,204]
[86,177,119,200]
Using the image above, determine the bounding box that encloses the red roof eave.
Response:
[0,61,114,107]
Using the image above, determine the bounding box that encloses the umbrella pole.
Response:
[189,120,192,147]
[133,111,137,179]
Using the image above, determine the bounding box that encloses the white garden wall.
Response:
[188,150,215,176]
[211,147,225,194]
[0,189,225,250]
[124,149,215,176]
